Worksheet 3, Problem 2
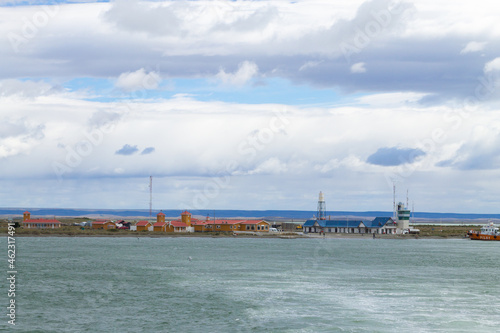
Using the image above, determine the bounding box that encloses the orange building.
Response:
[192,217,253,233]
[23,211,31,221]
[239,220,270,232]
[136,220,152,231]
[153,221,167,232]
[153,212,167,231]
[166,221,189,232]
[213,220,242,232]
[192,219,209,232]
[181,211,192,226]
[92,219,116,229]
[22,211,62,229]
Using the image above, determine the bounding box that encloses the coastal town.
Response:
[6,192,500,239]
[12,192,422,236]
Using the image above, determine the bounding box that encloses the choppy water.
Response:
[2,237,499,332]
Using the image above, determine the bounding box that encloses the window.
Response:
[251,225,255,230]
[246,225,250,230]
[265,226,268,230]
[216,225,221,229]
[257,226,261,230]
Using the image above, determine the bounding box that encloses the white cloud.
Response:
[115,68,161,92]
[484,57,500,73]
[0,80,61,98]
[356,92,428,107]
[299,61,323,71]
[0,90,499,212]
[216,61,258,86]
[350,62,366,73]
[247,158,287,175]
[460,41,487,54]
[3,0,500,213]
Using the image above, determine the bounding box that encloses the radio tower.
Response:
[317,191,326,220]
[149,176,153,217]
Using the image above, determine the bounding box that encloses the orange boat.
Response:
[468,222,500,241]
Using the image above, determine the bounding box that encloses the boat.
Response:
[467,222,500,241]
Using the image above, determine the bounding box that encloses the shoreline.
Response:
[5,232,468,240]
[1,223,474,239]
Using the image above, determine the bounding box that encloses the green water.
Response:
[1,237,499,332]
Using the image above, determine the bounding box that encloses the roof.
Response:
[153,221,167,227]
[92,221,114,225]
[239,220,268,225]
[303,219,364,228]
[303,220,317,227]
[304,217,396,229]
[214,220,244,225]
[364,217,396,228]
[170,221,188,227]
[136,221,151,226]
[181,211,191,215]
[24,211,30,214]
[23,219,61,224]
[157,212,165,216]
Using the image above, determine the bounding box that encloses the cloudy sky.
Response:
[1,0,500,213]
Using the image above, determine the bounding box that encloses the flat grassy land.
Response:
[413,225,475,238]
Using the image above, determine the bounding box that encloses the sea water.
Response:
[1,237,499,332]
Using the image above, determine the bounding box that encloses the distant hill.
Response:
[1,207,500,220]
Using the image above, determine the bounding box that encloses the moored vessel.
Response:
[467,222,500,241]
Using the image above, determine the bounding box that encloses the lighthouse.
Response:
[317,191,326,220]
[396,202,410,231]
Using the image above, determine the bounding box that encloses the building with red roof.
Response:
[238,220,270,232]
[180,211,192,226]
[192,217,270,233]
[22,211,62,229]
[136,220,152,231]
[168,220,189,232]
[92,219,116,229]
[153,221,168,232]
[153,211,169,232]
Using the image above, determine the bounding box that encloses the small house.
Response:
[92,219,116,230]
[239,220,270,232]
[136,221,152,231]
[153,221,168,232]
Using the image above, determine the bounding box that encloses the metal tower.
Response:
[317,191,326,220]
[149,176,153,217]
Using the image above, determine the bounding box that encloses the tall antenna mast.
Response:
[406,189,409,208]
[412,201,414,223]
[149,176,153,217]
[393,182,396,219]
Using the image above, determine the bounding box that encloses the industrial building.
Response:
[303,217,397,234]
[302,192,408,234]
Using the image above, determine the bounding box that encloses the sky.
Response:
[1,0,500,214]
